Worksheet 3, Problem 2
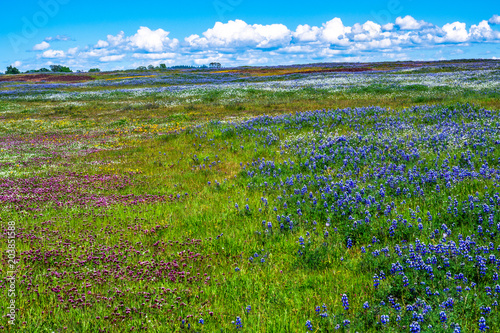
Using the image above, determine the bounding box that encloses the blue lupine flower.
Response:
[402,275,409,287]
[218,103,500,332]
[233,316,242,329]
[439,311,447,322]
[341,294,349,311]
[481,306,491,315]
[479,317,488,331]
[373,274,380,288]
[410,321,421,333]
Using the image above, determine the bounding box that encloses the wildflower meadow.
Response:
[1,59,500,332]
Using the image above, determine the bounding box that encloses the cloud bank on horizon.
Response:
[10,14,500,71]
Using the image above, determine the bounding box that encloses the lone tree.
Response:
[6,66,20,74]
[209,62,221,68]
[89,68,101,72]
[50,65,72,73]
[159,63,167,69]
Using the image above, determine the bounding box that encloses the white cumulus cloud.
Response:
[100,55,126,62]
[350,21,381,41]
[67,47,79,55]
[440,22,469,42]
[33,41,50,51]
[489,15,500,25]
[129,26,178,52]
[45,35,72,42]
[186,20,291,49]
[469,20,496,40]
[396,15,427,30]
[321,18,351,45]
[382,23,394,31]
[41,50,65,58]
[95,40,109,48]
[24,15,500,69]
[132,53,176,59]
[293,24,322,42]
[106,31,126,47]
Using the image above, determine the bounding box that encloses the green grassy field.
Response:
[2,60,500,332]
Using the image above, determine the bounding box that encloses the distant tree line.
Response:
[25,68,51,73]
[3,62,222,75]
[5,66,20,74]
[4,64,74,74]
[136,64,171,70]
[135,63,220,71]
[49,65,72,72]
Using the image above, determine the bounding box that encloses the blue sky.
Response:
[1,0,499,71]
